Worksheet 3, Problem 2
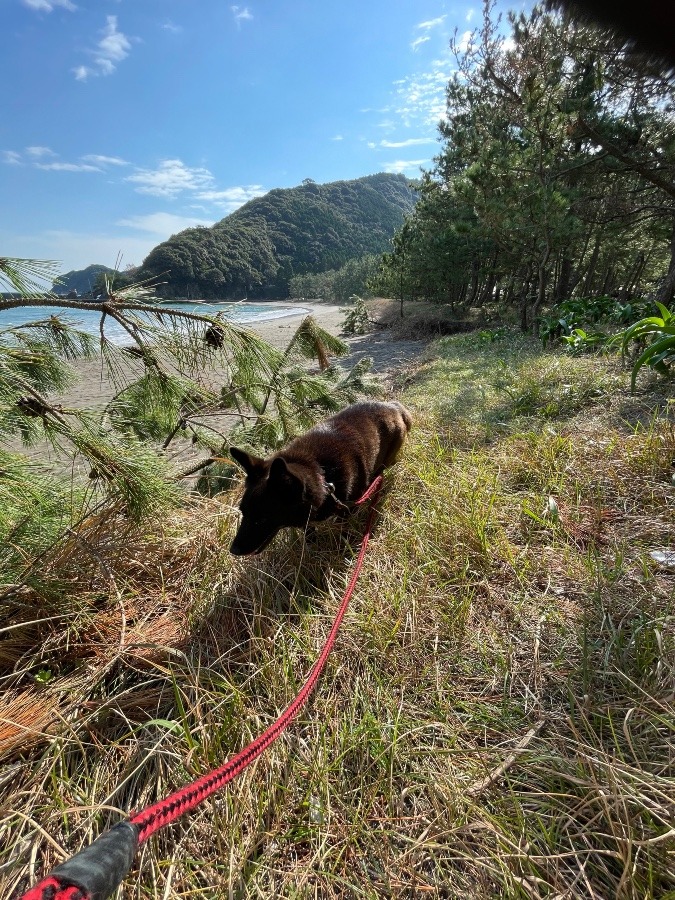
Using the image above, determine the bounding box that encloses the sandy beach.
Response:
[12,300,426,472]
[48,301,424,410]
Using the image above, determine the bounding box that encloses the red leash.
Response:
[17,476,384,900]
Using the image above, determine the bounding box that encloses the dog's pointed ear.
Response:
[230,447,264,476]
[270,457,303,492]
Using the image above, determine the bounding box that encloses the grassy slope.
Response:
[1,328,673,899]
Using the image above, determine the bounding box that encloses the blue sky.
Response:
[1,0,522,275]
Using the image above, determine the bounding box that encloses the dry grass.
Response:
[1,327,674,899]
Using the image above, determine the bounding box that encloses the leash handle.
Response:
[17,823,138,900]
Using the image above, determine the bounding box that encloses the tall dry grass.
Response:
[1,326,673,899]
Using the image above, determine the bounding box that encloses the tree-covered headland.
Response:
[138,173,416,299]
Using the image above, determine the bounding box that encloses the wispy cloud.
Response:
[416,16,446,31]
[117,212,214,235]
[466,9,475,23]
[74,15,131,80]
[8,147,129,172]
[162,20,183,34]
[126,159,215,198]
[379,137,436,148]
[81,154,129,166]
[22,0,76,12]
[26,145,56,158]
[383,158,429,174]
[392,59,453,128]
[36,161,101,172]
[411,36,430,52]
[231,5,253,25]
[331,134,344,141]
[195,185,266,212]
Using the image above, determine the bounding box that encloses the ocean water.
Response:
[0,300,309,345]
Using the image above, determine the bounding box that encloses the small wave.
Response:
[0,302,310,345]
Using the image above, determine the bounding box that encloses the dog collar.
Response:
[320,471,350,512]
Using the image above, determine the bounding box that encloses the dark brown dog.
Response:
[229,401,412,556]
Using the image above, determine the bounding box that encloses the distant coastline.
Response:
[0,299,313,345]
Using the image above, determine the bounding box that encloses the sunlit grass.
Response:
[1,327,673,898]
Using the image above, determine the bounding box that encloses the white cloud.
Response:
[411,36,430,52]
[457,30,473,52]
[22,0,76,11]
[3,151,23,165]
[36,161,102,171]
[162,20,182,34]
[383,158,429,174]
[95,16,131,73]
[331,134,344,141]
[231,5,253,25]
[466,9,475,23]
[26,145,56,158]
[126,159,215,198]
[380,137,436,148]
[367,141,376,149]
[117,212,214,235]
[416,16,446,31]
[74,15,131,80]
[195,185,266,212]
[81,154,129,166]
[392,60,453,128]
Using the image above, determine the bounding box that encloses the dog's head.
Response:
[229,448,314,555]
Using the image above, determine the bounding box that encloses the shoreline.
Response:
[33,301,347,413]
[7,301,426,471]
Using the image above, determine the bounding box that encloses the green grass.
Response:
[1,328,673,898]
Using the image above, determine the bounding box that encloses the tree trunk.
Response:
[600,267,615,296]
[555,256,573,303]
[531,245,552,335]
[466,259,480,307]
[582,233,601,296]
[657,215,675,306]
[619,253,646,301]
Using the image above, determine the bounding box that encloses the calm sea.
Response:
[0,300,309,345]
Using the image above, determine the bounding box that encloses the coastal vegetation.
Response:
[51,263,118,297]
[1,292,672,897]
[1,1,674,897]
[373,1,675,340]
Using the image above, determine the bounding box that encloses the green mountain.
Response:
[139,173,417,299]
[53,264,116,296]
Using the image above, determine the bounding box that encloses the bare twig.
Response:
[466,720,545,798]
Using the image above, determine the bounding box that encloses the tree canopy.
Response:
[372,1,675,333]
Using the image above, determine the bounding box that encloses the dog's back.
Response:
[229,401,411,554]
[282,401,412,503]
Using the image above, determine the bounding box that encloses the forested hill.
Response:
[52,264,116,296]
[138,173,417,299]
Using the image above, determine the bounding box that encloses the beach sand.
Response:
[11,300,425,473]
